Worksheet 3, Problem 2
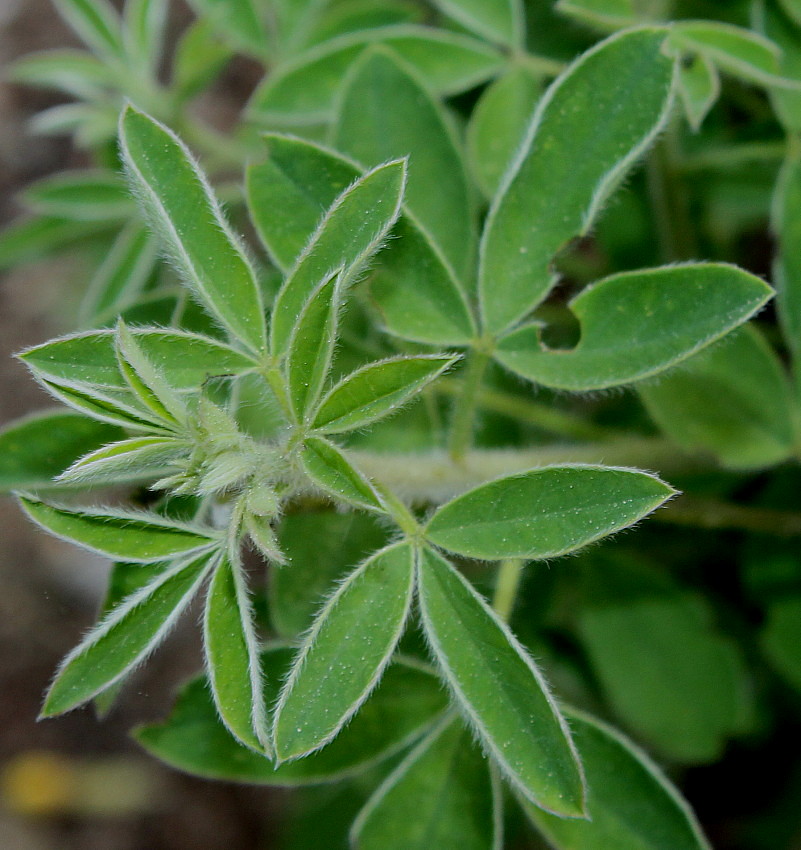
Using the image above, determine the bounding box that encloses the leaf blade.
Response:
[417,547,585,816]
[273,542,415,760]
[426,466,674,561]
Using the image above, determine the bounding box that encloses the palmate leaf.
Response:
[123,0,168,77]
[432,0,523,47]
[0,410,122,492]
[466,66,541,199]
[417,546,586,817]
[54,0,127,62]
[299,436,384,511]
[115,321,187,425]
[248,135,475,345]
[555,0,637,31]
[136,654,449,784]
[119,106,267,354]
[41,552,213,717]
[19,328,258,392]
[22,170,133,221]
[668,21,800,89]
[426,466,674,561]
[773,150,801,385]
[204,551,271,754]
[57,435,187,486]
[80,222,159,323]
[247,25,504,125]
[10,49,112,100]
[331,46,475,281]
[522,709,712,850]
[269,158,406,356]
[18,496,220,562]
[273,542,415,761]
[677,53,720,132]
[286,270,341,421]
[351,716,501,850]
[494,264,773,391]
[311,354,459,434]
[639,326,795,470]
[479,27,676,336]
[186,0,268,57]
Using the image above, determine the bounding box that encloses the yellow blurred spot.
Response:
[2,750,75,816]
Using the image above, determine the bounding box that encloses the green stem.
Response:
[645,122,697,262]
[436,378,619,442]
[513,51,568,78]
[448,348,491,462]
[678,141,786,174]
[657,496,801,538]
[352,438,706,503]
[493,559,525,622]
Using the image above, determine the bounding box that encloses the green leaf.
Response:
[522,708,712,850]
[248,25,504,125]
[312,354,458,434]
[495,263,774,391]
[37,379,172,432]
[171,18,233,101]
[136,654,449,784]
[19,496,220,563]
[479,27,675,335]
[270,158,406,356]
[124,0,168,75]
[352,716,501,850]
[41,554,212,717]
[426,465,674,561]
[247,135,474,344]
[417,547,585,816]
[57,435,186,485]
[115,321,187,424]
[20,328,257,392]
[273,542,415,760]
[93,558,168,717]
[247,134,361,272]
[373,216,477,344]
[10,49,112,99]
[576,567,751,763]
[433,0,523,46]
[119,106,267,354]
[555,0,637,31]
[300,436,384,511]
[22,170,132,221]
[80,222,158,323]
[185,0,268,57]
[466,66,541,199]
[0,410,122,492]
[286,270,340,421]
[779,0,801,27]
[773,150,801,384]
[677,53,720,132]
[669,21,797,89]
[762,597,801,692]
[271,511,389,637]
[0,215,111,271]
[331,46,475,281]
[306,0,423,47]
[54,0,126,61]
[204,552,271,754]
[639,326,795,470]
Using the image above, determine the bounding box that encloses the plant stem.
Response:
[352,438,706,503]
[656,496,801,538]
[448,348,491,462]
[645,122,698,262]
[436,378,618,442]
[493,559,525,622]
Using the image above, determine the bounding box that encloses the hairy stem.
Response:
[448,348,491,462]
[436,378,618,442]
[352,437,705,503]
[493,559,525,622]
[658,496,801,538]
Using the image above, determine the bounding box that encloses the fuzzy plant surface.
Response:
[3,1,801,848]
